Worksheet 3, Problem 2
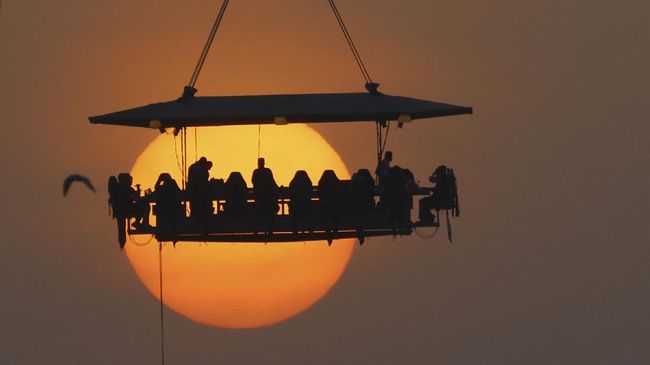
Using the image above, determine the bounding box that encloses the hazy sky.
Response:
[1,1,648,364]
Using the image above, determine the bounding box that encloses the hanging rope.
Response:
[327,0,373,85]
[173,134,185,179]
[158,243,166,365]
[257,124,261,159]
[187,0,230,90]
[194,127,198,163]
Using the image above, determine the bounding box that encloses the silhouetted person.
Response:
[375,151,392,185]
[383,166,410,232]
[108,173,150,249]
[402,168,417,223]
[224,171,248,220]
[117,173,150,228]
[251,157,278,232]
[154,173,182,237]
[289,170,313,232]
[187,157,214,221]
[417,165,459,225]
[318,170,342,242]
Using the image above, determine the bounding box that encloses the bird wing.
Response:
[82,177,96,192]
[63,174,96,196]
[63,176,74,196]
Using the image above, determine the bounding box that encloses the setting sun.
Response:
[127,124,355,328]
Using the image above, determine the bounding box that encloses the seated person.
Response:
[114,173,150,228]
[375,151,392,185]
[382,166,409,229]
[402,168,417,219]
[224,171,248,219]
[289,170,313,229]
[187,157,214,220]
[154,173,183,232]
[418,165,458,224]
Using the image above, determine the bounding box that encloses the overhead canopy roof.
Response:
[89,92,472,129]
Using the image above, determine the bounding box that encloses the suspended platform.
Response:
[119,185,446,246]
[132,218,418,244]
[89,92,472,129]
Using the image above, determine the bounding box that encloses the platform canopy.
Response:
[89,92,472,129]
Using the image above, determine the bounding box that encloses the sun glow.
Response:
[127,124,355,328]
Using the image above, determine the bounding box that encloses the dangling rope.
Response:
[257,124,261,159]
[194,127,198,163]
[173,134,184,178]
[187,0,230,89]
[158,243,166,365]
[327,0,373,84]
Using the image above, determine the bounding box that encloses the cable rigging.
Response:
[327,0,375,90]
[186,0,231,95]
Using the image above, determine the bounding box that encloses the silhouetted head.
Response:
[118,173,133,186]
[356,168,373,182]
[430,165,448,183]
[108,176,118,194]
[384,151,393,161]
[258,157,265,168]
[199,156,208,163]
[206,161,213,170]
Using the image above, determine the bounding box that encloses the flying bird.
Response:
[63,174,96,196]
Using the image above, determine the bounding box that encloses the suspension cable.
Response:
[185,0,375,93]
[382,122,391,154]
[187,0,231,90]
[182,127,187,189]
[327,0,373,85]
[375,121,392,166]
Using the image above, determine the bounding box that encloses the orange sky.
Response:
[0,0,648,364]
